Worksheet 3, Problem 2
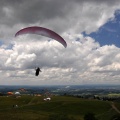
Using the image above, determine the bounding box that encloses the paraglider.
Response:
[15,26,67,48]
[35,67,41,76]
[15,26,67,76]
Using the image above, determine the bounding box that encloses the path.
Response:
[111,102,120,114]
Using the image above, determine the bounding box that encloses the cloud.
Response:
[0,32,120,85]
[0,0,120,85]
[0,0,120,38]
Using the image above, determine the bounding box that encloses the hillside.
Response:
[0,95,119,120]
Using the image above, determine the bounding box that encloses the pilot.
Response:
[35,67,41,76]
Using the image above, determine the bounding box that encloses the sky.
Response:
[0,0,120,85]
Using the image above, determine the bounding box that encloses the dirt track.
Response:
[111,102,120,114]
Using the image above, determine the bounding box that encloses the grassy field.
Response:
[0,95,119,120]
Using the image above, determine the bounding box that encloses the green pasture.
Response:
[0,95,119,120]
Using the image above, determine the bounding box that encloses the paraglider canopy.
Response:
[15,92,21,95]
[15,26,67,48]
[7,92,13,95]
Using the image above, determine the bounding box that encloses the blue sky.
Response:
[86,10,120,47]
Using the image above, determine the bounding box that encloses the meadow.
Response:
[0,95,119,120]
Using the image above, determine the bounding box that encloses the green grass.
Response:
[0,95,119,120]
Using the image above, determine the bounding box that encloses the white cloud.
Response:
[0,32,120,85]
[0,0,120,85]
